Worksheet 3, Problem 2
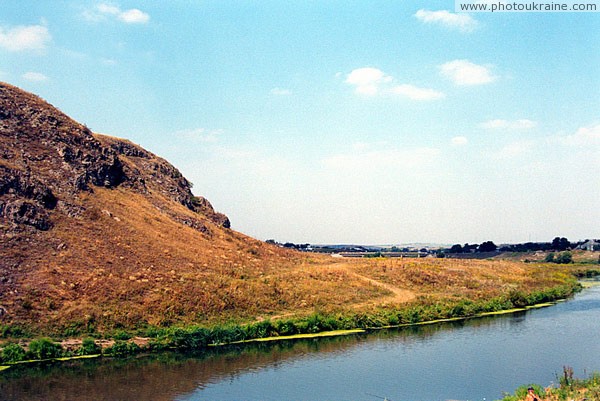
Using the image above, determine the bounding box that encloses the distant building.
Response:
[577,239,600,251]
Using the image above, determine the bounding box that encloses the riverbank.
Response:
[0,276,582,371]
[501,370,600,401]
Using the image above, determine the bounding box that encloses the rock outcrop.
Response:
[0,82,229,232]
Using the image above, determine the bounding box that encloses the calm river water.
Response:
[2,281,600,401]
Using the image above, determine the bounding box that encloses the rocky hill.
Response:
[0,82,228,233]
[0,82,315,332]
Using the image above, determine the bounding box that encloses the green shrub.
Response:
[555,251,573,264]
[244,320,275,339]
[508,290,528,308]
[500,384,545,401]
[28,338,63,360]
[113,330,132,341]
[544,252,555,263]
[103,340,140,357]
[1,343,27,363]
[140,326,165,338]
[166,327,210,349]
[0,325,28,338]
[78,338,101,355]
[403,307,423,324]
[209,325,245,345]
[304,314,327,333]
[275,319,298,336]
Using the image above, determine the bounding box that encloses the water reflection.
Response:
[0,317,530,401]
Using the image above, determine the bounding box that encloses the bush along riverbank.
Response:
[0,280,581,369]
[501,367,600,401]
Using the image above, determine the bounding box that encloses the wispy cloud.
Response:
[451,136,468,145]
[440,59,496,86]
[554,123,600,146]
[345,67,444,100]
[480,119,537,130]
[22,72,48,82]
[390,84,445,101]
[84,3,150,24]
[415,9,478,33]
[0,24,51,52]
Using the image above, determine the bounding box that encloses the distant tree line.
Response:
[265,239,311,250]
[445,237,580,254]
[446,241,498,254]
[498,237,573,252]
[266,236,589,257]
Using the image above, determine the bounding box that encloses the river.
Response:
[2,281,600,401]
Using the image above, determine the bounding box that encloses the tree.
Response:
[463,243,479,253]
[552,237,571,251]
[544,252,555,263]
[448,244,463,253]
[478,241,497,253]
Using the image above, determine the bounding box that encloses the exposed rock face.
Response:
[0,81,229,232]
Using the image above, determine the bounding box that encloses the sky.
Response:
[1,1,599,245]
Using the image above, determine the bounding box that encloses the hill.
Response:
[0,82,580,337]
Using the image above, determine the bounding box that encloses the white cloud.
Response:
[175,128,223,143]
[118,9,150,24]
[97,3,120,15]
[85,3,150,24]
[480,119,537,130]
[390,84,445,101]
[555,123,600,146]
[270,87,292,96]
[440,59,496,86]
[415,9,478,33]
[0,24,51,52]
[451,136,468,145]
[22,72,48,82]
[345,67,392,96]
[345,67,443,100]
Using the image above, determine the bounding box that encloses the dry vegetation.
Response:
[1,182,581,336]
[1,183,579,335]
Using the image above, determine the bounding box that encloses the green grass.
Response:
[0,279,582,366]
[500,370,600,401]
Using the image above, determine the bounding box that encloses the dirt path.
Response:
[328,262,417,306]
[351,271,417,304]
[262,263,417,323]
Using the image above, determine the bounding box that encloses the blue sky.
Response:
[1,1,599,244]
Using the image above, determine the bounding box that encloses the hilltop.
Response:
[0,82,581,337]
